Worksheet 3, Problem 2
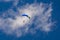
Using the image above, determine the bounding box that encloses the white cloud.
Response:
[0,2,55,37]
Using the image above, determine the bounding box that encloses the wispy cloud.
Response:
[0,1,54,37]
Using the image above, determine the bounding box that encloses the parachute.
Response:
[21,14,30,19]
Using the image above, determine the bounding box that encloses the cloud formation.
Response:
[0,1,54,37]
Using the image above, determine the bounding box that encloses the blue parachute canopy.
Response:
[22,14,28,17]
[21,14,30,19]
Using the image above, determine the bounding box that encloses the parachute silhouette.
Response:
[21,14,30,19]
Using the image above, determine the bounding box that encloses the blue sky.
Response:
[0,0,60,40]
